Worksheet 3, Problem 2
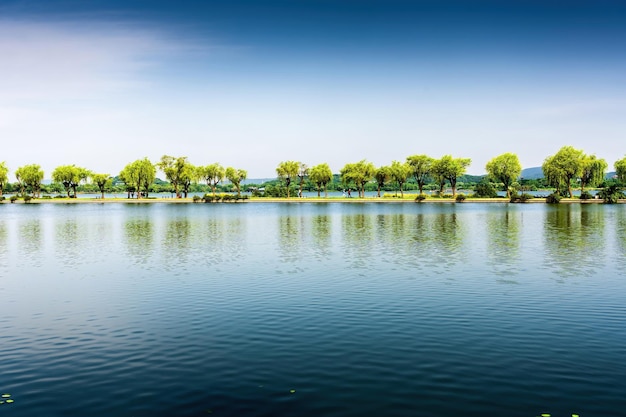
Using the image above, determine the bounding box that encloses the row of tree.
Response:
[1,147,625,199]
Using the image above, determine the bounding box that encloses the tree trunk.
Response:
[377,185,381,197]
[324,184,328,198]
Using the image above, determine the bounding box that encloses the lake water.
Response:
[1,202,625,417]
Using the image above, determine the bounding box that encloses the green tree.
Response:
[430,158,448,195]
[390,160,411,197]
[0,162,8,197]
[406,154,433,195]
[157,155,192,198]
[485,153,522,198]
[614,156,626,184]
[340,160,375,198]
[542,146,584,197]
[179,162,197,198]
[198,163,225,196]
[52,165,91,198]
[432,155,471,196]
[309,163,333,197]
[579,155,607,192]
[276,161,300,198]
[120,158,156,199]
[374,166,391,197]
[297,163,309,198]
[91,173,111,199]
[225,167,247,196]
[15,164,44,197]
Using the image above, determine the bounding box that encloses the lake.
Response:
[1,202,625,416]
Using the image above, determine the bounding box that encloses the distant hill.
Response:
[520,167,543,180]
[520,167,616,180]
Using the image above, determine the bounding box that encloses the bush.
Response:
[0,196,5,202]
[579,191,593,200]
[192,195,202,203]
[10,195,19,203]
[455,194,466,202]
[23,195,32,203]
[546,193,561,204]
[442,194,454,199]
[473,181,498,198]
[597,185,625,204]
[415,194,427,203]
[510,193,534,203]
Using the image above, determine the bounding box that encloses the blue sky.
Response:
[1,0,625,178]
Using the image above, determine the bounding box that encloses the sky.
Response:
[1,0,626,178]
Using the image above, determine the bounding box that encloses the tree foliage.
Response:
[120,158,156,199]
[297,163,309,198]
[579,155,607,192]
[615,156,626,184]
[406,154,433,194]
[225,167,247,196]
[91,173,111,199]
[15,164,44,197]
[374,166,390,197]
[158,155,192,198]
[0,162,8,197]
[485,153,522,198]
[390,160,411,197]
[52,165,91,197]
[276,161,300,198]
[432,155,471,196]
[309,163,333,197]
[542,146,584,197]
[340,160,375,198]
[198,163,225,196]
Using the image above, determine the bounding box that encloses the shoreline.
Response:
[2,197,621,204]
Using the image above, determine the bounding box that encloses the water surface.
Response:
[1,203,625,416]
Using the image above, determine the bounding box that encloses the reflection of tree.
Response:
[616,212,626,270]
[341,213,374,268]
[418,212,466,272]
[0,222,8,273]
[164,217,191,263]
[19,219,43,267]
[124,218,154,266]
[278,215,305,264]
[194,217,245,268]
[311,215,332,261]
[543,205,605,278]
[486,210,521,277]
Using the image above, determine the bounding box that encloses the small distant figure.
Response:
[342,189,346,197]
[347,189,352,198]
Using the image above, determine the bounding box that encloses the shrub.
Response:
[415,194,427,203]
[10,195,19,203]
[442,194,454,199]
[579,191,593,200]
[546,193,561,204]
[510,193,534,203]
[455,194,466,202]
[23,195,32,203]
[192,195,202,203]
[0,196,5,202]
[473,181,498,198]
[597,185,625,204]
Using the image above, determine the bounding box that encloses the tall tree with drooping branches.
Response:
[485,153,522,198]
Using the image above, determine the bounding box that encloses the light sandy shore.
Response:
[3,197,620,204]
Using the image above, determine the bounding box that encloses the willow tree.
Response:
[579,155,607,192]
[158,155,192,198]
[225,167,247,196]
[0,162,8,197]
[374,165,390,198]
[120,158,156,199]
[297,163,309,198]
[614,156,626,184]
[390,160,412,197]
[15,164,44,197]
[542,146,584,197]
[91,173,111,199]
[179,162,197,198]
[198,163,225,196]
[309,163,333,197]
[340,160,375,198]
[432,155,471,196]
[406,154,433,195]
[485,153,522,198]
[276,160,300,198]
[52,165,91,198]
[430,158,448,195]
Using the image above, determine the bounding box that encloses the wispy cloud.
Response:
[0,19,205,102]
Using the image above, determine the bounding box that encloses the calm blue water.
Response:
[1,202,625,417]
